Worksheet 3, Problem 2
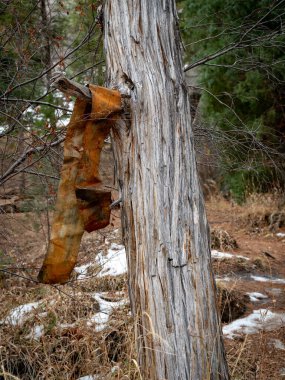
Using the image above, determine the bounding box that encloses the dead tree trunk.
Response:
[104,1,229,379]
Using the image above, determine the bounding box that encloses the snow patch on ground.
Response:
[270,338,285,350]
[59,323,76,329]
[211,250,249,261]
[96,243,127,277]
[38,312,48,318]
[223,309,285,339]
[88,293,128,332]
[246,292,268,302]
[74,243,127,280]
[215,276,231,282]
[216,274,285,285]
[77,376,100,380]
[26,324,44,340]
[2,301,43,326]
[276,232,285,238]
[0,125,9,133]
[251,275,285,284]
[74,262,93,280]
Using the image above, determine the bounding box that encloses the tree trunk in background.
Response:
[40,0,51,87]
[18,127,26,197]
[104,1,229,379]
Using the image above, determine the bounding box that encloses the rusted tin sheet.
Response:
[38,86,121,284]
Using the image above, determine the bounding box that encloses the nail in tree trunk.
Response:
[104,1,229,379]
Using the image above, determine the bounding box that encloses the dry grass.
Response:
[0,269,262,380]
[1,270,282,378]
[212,256,257,277]
[211,228,239,250]
[226,327,285,380]
[240,192,285,232]
[0,265,139,380]
[217,283,249,323]
[1,193,285,379]
[0,314,138,380]
[0,213,139,380]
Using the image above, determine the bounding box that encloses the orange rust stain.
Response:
[38,86,122,284]
[76,186,112,233]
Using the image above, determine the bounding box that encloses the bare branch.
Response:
[0,98,70,112]
[0,136,65,186]
[184,0,285,72]
[50,73,92,100]
[0,19,98,98]
[50,73,131,99]
[17,169,60,180]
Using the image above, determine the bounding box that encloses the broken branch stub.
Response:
[38,85,122,284]
[50,74,92,100]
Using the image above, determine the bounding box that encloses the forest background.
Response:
[0,0,284,205]
[0,1,285,379]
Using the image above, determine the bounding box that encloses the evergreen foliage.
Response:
[179,0,285,201]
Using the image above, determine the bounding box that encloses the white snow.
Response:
[2,301,43,326]
[216,274,285,285]
[211,250,249,261]
[111,366,120,374]
[89,312,109,332]
[38,312,48,318]
[0,125,9,133]
[276,232,285,238]
[270,338,285,350]
[77,376,99,380]
[59,323,76,329]
[74,262,93,280]
[250,275,285,284]
[26,325,44,340]
[246,292,268,302]
[96,243,127,277]
[67,100,75,111]
[110,243,123,250]
[223,309,285,339]
[216,276,231,282]
[75,243,128,280]
[87,293,128,332]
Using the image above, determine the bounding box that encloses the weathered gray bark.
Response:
[104,1,229,379]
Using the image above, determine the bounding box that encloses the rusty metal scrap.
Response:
[38,85,121,284]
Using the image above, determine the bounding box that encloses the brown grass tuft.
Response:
[217,283,249,323]
[211,228,239,250]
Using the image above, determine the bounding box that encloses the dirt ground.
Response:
[207,196,285,379]
[0,195,285,379]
